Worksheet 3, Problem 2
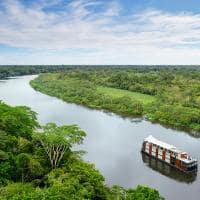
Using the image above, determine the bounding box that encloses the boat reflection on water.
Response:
[141,152,197,183]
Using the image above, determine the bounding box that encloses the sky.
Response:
[0,0,200,65]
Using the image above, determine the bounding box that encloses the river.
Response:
[0,75,200,200]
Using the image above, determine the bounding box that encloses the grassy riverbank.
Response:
[97,86,155,105]
[30,68,200,135]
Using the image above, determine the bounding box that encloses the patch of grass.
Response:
[97,86,155,105]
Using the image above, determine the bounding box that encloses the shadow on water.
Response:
[141,152,197,183]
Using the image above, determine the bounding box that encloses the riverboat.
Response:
[141,135,198,173]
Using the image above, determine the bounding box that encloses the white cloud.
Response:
[0,0,200,64]
[103,1,121,17]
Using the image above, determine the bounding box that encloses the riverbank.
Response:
[1,74,200,200]
[30,74,145,117]
[0,101,164,200]
[30,72,200,136]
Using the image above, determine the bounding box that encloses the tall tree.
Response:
[34,123,86,169]
[0,102,38,139]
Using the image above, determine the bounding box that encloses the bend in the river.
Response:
[0,75,200,200]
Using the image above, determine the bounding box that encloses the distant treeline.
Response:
[0,65,200,79]
[0,65,73,79]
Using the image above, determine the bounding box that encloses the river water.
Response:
[0,75,200,200]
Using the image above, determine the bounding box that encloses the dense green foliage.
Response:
[1,65,182,79]
[0,102,41,184]
[34,123,86,169]
[30,67,200,135]
[31,73,144,117]
[97,86,155,105]
[0,65,73,79]
[0,102,164,200]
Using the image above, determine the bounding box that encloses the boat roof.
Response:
[144,135,177,151]
[144,135,197,163]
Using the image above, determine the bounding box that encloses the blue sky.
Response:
[0,0,200,65]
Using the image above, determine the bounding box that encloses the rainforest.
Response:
[0,101,163,200]
[30,66,200,135]
[1,65,200,200]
